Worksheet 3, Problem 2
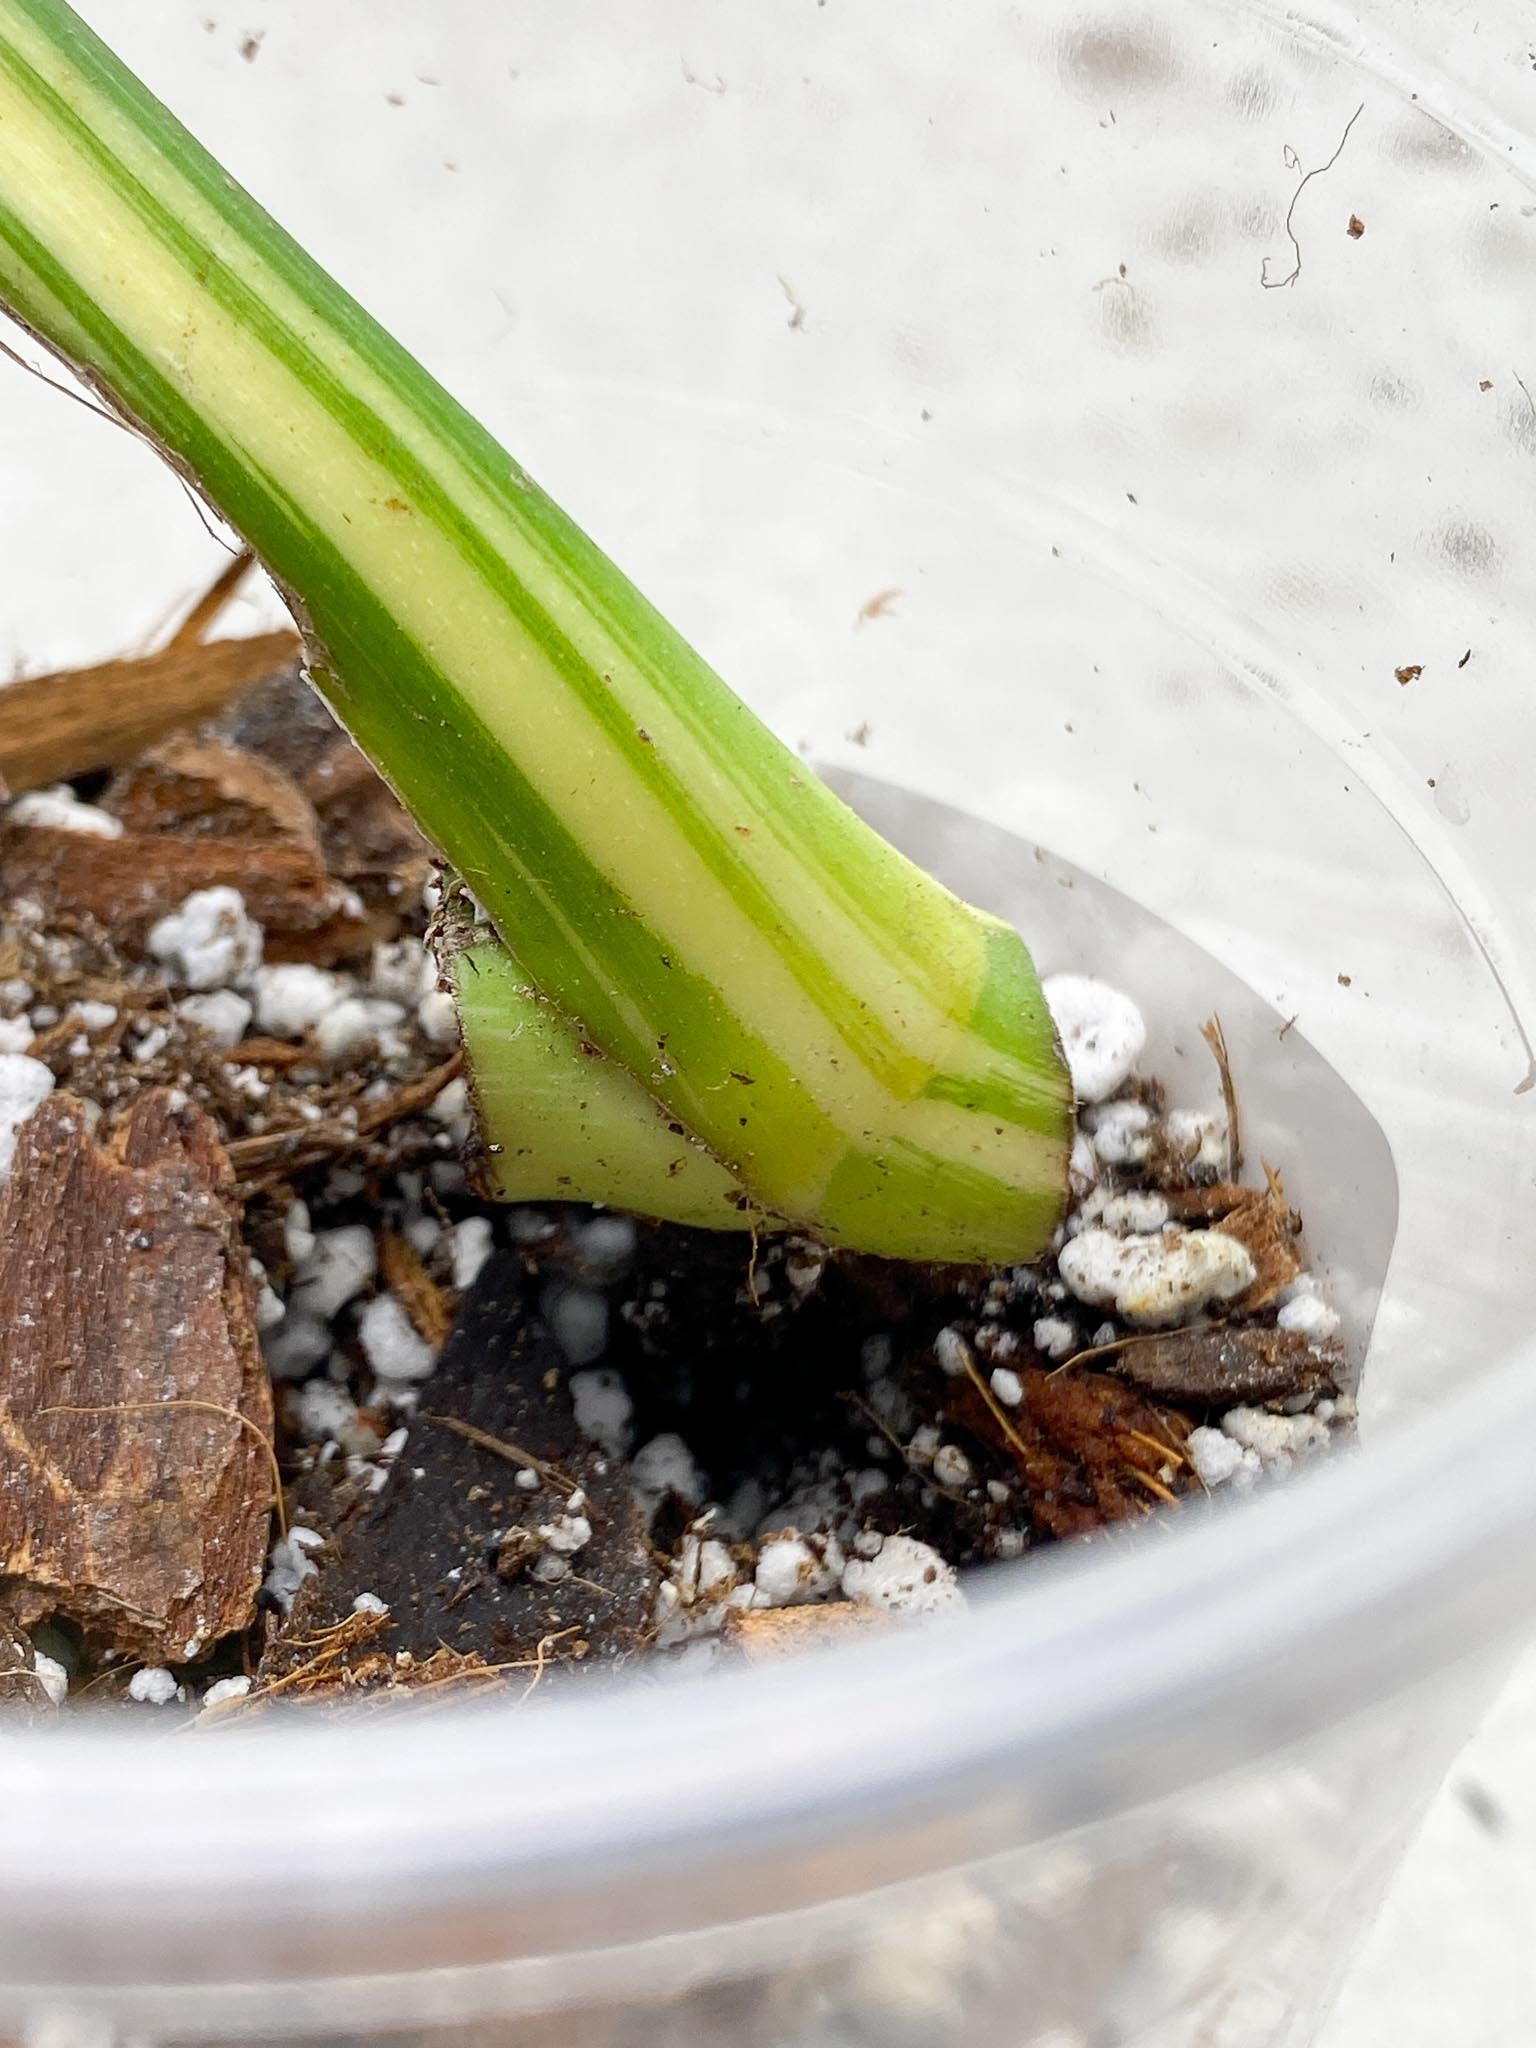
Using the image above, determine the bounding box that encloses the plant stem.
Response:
[0,0,1072,1261]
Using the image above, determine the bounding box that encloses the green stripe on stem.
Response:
[0,0,1072,1261]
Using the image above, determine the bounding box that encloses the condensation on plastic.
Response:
[0,2,1533,2044]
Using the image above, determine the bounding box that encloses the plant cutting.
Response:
[0,0,1073,1266]
[0,2,1358,1729]
[0,13,1514,2048]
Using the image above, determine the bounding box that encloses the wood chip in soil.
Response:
[105,730,326,848]
[720,1602,893,1663]
[1107,1326,1340,1407]
[379,1228,455,1349]
[253,1250,656,1711]
[0,1090,274,1663]
[1215,1180,1304,1312]
[215,665,430,894]
[1161,1182,1254,1223]
[0,631,297,795]
[943,1362,1191,1540]
[0,840,372,971]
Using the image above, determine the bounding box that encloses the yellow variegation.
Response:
[0,0,1072,1261]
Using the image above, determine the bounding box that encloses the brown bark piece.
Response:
[1161,1183,1252,1223]
[1020,1366,1188,1535]
[102,732,391,964]
[223,1036,315,1070]
[379,1231,454,1350]
[1110,1327,1339,1408]
[5,682,382,965]
[0,1090,275,1662]
[720,1602,893,1662]
[0,820,368,960]
[216,667,428,889]
[1214,1186,1303,1312]
[947,1364,1188,1540]
[0,633,298,794]
[104,732,325,850]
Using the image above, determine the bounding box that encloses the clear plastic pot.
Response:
[1,1,1533,2042]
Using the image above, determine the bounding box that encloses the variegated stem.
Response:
[0,0,1071,1262]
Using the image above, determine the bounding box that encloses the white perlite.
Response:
[357,1294,436,1383]
[568,1213,639,1281]
[932,1443,974,1490]
[289,1379,359,1443]
[843,1879,1001,2028]
[1032,1315,1077,1360]
[933,1326,972,1377]
[1068,1129,1099,1194]
[653,1530,751,1644]
[538,1512,593,1556]
[547,1284,609,1366]
[989,1366,1024,1408]
[315,995,405,1062]
[1220,1406,1331,1471]
[1089,1099,1155,1167]
[406,1213,441,1255]
[428,1076,470,1125]
[417,988,460,1045]
[283,1199,316,1265]
[252,1271,286,1330]
[1165,1107,1229,1176]
[842,1534,963,1616]
[252,962,344,1037]
[1041,975,1147,1103]
[127,1666,181,1706]
[450,1215,494,1293]
[147,887,263,989]
[1058,1226,1254,1328]
[0,1015,34,1053]
[1186,1426,1254,1489]
[31,1650,68,1707]
[290,1224,376,1321]
[131,1023,171,1064]
[175,988,253,1048]
[631,1433,707,1508]
[261,1314,331,1382]
[0,1053,53,1183]
[755,1533,839,1607]
[202,1675,252,1708]
[1100,1189,1170,1235]
[1277,1292,1343,1343]
[263,1526,324,1612]
[370,937,433,1005]
[9,785,123,838]
[569,1367,635,1459]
